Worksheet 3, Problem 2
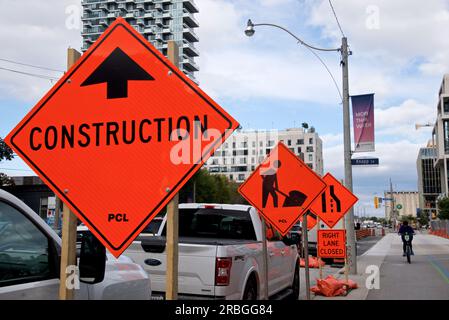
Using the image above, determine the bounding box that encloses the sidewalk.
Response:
[302,232,449,300]
[299,233,395,300]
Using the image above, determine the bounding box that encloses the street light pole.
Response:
[341,37,357,274]
[244,20,357,275]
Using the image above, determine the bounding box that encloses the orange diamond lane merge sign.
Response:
[238,143,327,236]
[5,18,239,257]
[310,173,358,228]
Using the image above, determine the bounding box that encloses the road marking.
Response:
[428,256,449,285]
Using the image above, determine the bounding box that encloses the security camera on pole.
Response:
[244,19,358,275]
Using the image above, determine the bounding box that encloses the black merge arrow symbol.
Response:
[81,47,155,99]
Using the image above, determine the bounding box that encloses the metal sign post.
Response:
[165,41,180,301]
[261,219,269,300]
[303,213,311,300]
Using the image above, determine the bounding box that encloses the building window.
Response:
[306,146,314,152]
[252,141,256,148]
[297,139,304,145]
[287,140,292,146]
[309,138,313,145]
[297,147,302,153]
[444,120,449,154]
[307,163,313,169]
[444,98,449,114]
[267,140,275,147]
[238,174,245,181]
[308,154,313,161]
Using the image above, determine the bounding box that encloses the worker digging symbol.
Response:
[261,159,308,208]
[322,186,341,213]
[261,160,281,208]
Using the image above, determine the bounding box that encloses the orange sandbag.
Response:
[311,276,357,297]
[299,256,325,268]
[317,275,344,297]
[342,279,358,289]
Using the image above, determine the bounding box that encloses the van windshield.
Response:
[163,208,256,240]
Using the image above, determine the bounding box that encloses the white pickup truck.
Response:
[0,189,151,300]
[125,203,300,300]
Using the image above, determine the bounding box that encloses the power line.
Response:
[0,66,59,81]
[328,0,345,38]
[0,58,64,73]
[0,167,34,172]
[301,43,343,102]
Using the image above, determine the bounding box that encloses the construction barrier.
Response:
[356,227,385,240]
[430,220,449,239]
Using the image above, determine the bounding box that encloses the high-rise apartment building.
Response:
[81,0,199,82]
[204,128,324,183]
[416,145,441,219]
[432,74,449,195]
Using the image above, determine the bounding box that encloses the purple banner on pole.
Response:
[351,94,375,153]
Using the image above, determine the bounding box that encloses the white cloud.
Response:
[0,0,81,102]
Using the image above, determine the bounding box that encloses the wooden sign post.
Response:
[317,216,323,280]
[59,48,81,300]
[165,41,180,300]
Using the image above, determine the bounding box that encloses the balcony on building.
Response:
[183,8,199,28]
[183,0,199,13]
[183,40,199,57]
[183,24,199,42]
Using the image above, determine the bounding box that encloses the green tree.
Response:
[0,137,15,187]
[437,197,449,220]
[179,169,246,204]
[417,212,429,227]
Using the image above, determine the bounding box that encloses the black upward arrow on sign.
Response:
[81,47,155,99]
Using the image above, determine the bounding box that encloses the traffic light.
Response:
[374,196,379,209]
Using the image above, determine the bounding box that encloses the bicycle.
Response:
[402,232,413,264]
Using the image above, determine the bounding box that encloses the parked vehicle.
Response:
[125,204,300,300]
[0,189,151,300]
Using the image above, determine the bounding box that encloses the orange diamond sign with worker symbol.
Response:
[5,18,239,257]
[238,143,327,236]
[310,173,358,228]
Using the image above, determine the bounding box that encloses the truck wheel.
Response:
[242,276,257,300]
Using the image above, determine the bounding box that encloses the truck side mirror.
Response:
[283,234,300,246]
[79,232,106,284]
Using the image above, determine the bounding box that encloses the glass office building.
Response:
[81,0,199,82]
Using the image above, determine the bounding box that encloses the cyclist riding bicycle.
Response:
[398,221,415,256]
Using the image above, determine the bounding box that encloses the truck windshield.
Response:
[164,208,257,240]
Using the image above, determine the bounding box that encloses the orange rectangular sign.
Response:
[317,229,346,259]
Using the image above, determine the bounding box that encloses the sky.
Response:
[1,0,448,217]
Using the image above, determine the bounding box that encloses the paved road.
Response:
[367,233,449,300]
[357,235,383,256]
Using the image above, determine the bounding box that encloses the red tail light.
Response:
[215,257,232,286]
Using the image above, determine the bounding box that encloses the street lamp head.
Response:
[245,19,255,37]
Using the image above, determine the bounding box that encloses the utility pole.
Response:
[341,37,357,275]
[390,178,396,230]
